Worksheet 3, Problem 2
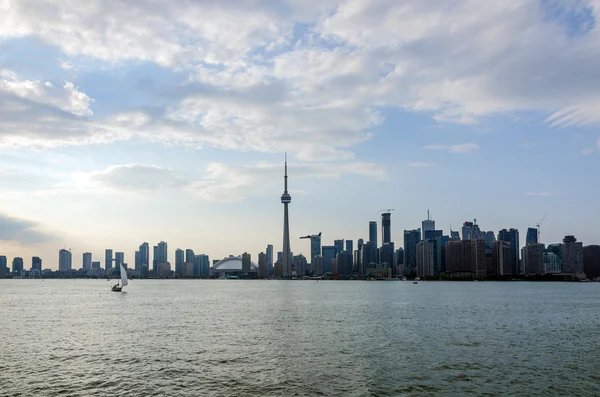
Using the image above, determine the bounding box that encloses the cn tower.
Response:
[281,153,292,278]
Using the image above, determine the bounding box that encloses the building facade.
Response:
[561,235,583,275]
[403,229,421,276]
[498,229,520,275]
[583,245,600,279]
[522,243,545,275]
[105,249,113,271]
[445,239,486,278]
[59,249,72,272]
[82,252,92,270]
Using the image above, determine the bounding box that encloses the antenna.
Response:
[427,209,430,220]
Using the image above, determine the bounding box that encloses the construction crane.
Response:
[300,232,321,239]
[536,213,547,243]
[379,208,395,213]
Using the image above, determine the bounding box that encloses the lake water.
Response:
[1,280,599,396]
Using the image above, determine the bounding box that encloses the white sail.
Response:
[120,265,128,287]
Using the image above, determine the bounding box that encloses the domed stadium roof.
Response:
[213,256,259,271]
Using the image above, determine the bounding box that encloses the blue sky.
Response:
[1,0,600,269]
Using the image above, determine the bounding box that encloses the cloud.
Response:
[525,192,553,197]
[408,162,435,167]
[0,213,55,244]
[425,143,479,153]
[88,164,188,191]
[581,147,596,155]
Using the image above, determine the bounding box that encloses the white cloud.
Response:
[408,162,435,167]
[525,192,553,197]
[88,164,188,191]
[581,147,596,155]
[425,143,479,153]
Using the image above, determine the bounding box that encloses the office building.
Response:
[59,249,72,272]
[258,252,267,278]
[379,243,395,271]
[322,246,336,273]
[32,256,42,271]
[294,254,308,276]
[522,243,545,275]
[313,255,324,276]
[311,235,321,263]
[358,239,364,251]
[12,257,24,273]
[0,256,7,273]
[462,221,474,240]
[175,249,185,275]
[583,245,600,279]
[82,252,92,270]
[403,229,421,276]
[138,242,150,270]
[157,262,171,278]
[424,229,442,240]
[435,235,450,274]
[422,211,435,240]
[416,239,437,278]
[361,241,377,275]
[561,235,583,275]
[395,248,404,275]
[369,221,377,246]
[526,227,538,245]
[115,252,124,268]
[242,252,251,272]
[498,229,520,275]
[336,251,353,276]
[92,261,101,270]
[543,252,562,274]
[334,239,344,254]
[280,155,292,278]
[153,241,168,272]
[450,230,460,240]
[194,254,210,277]
[185,249,195,264]
[183,262,194,277]
[382,212,392,245]
[445,239,486,278]
[492,241,512,276]
[345,239,353,254]
[105,249,113,271]
[135,251,140,271]
[266,245,274,274]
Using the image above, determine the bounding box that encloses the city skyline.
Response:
[2,1,600,266]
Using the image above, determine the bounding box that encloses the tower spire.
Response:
[284,152,288,193]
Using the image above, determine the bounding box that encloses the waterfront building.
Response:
[183,262,194,277]
[258,252,267,278]
[369,221,377,246]
[92,261,101,269]
[361,241,377,275]
[445,239,486,278]
[358,239,364,251]
[157,262,171,278]
[153,241,168,272]
[462,221,474,240]
[543,252,562,274]
[175,249,184,275]
[293,254,308,276]
[12,257,24,273]
[422,211,435,241]
[498,229,520,275]
[395,248,404,275]
[491,241,512,276]
[105,249,113,271]
[403,229,421,276]
[583,245,600,279]
[138,242,149,270]
[0,256,7,272]
[522,243,545,275]
[59,249,72,272]
[322,246,336,274]
[310,235,321,262]
[313,255,324,276]
[334,239,344,255]
[345,240,353,254]
[135,251,140,271]
[435,235,450,274]
[185,249,195,264]
[115,252,124,268]
[32,256,42,271]
[336,251,353,276]
[379,243,395,273]
[280,155,292,278]
[526,228,538,245]
[561,235,583,275]
[365,263,392,279]
[82,253,92,270]
[416,240,436,278]
[242,252,251,272]
[193,254,210,277]
[213,256,258,278]
[382,212,392,245]
[266,244,274,274]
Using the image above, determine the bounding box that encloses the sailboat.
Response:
[111,265,128,292]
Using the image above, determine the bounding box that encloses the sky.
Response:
[1,0,600,269]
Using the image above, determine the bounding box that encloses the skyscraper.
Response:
[310,235,321,268]
[175,249,184,275]
[334,239,344,254]
[139,242,150,269]
[105,249,113,271]
[12,257,23,273]
[526,227,538,245]
[153,241,168,272]
[0,256,7,273]
[422,210,435,240]
[583,245,600,279]
[322,246,336,273]
[369,221,377,246]
[280,154,292,278]
[357,239,364,252]
[82,252,92,270]
[185,249,195,264]
[32,256,42,271]
[258,252,267,278]
[59,249,72,272]
[403,229,422,276]
[115,252,124,268]
[242,252,251,272]
[266,244,274,274]
[382,213,391,245]
[562,235,583,275]
[462,221,474,240]
[345,240,353,253]
[498,229,520,275]
[522,243,545,275]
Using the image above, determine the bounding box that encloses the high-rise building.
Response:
[379,243,395,272]
[258,252,267,278]
[92,261,101,269]
[462,221,474,240]
[32,256,42,271]
[361,242,377,275]
[185,249,195,264]
[526,228,538,245]
[293,254,308,276]
[369,221,377,246]
[357,239,364,251]
[115,252,124,268]
[193,254,210,277]
[416,239,436,279]
[450,230,460,240]
[153,241,168,272]
[334,239,344,254]
[424,229,443,240]
[522,243,545,275]
[543,252,562,274]
[175,249,185,275]
[561,235,583,275]
[422,210,435,241]
[138,242,150,269]
[492,241,512,276]
[583,245,600,279]
[12,257,24,273]
[444,239,486,278]
[310,235,321,262]
[82,252,92,270]
[313,255,324,276]
[345,240,353,253]
[135,251,140,271]
[266,244,274,275]
[0,256,7,273]
[336,251,353,276]
[382,213,392,245]
[242,252,251,272]
[322,246,336,274]
[59,249,72,272]
[498,229,520,275]
[280,155,292,278]
[403,229,421,276]
[105,249,113,271]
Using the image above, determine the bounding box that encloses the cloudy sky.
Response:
[1,0,600,269]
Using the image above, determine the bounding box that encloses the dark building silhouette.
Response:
[381,213,391,245]
[583,245,600,279]
[12,257,24,273]
[403,229,421,276]
[492,241,512,276]
[345,240,353,253]
[361,241,377,275]
[322,246,336,273]
[334,239,344,255]
[526,227,538,245]
[369,221,377,246]
[337,251,353,275]
[242,252,251,272]
[445,239,486,278]
[498,229,520,275]
[424,229,443,240]
[105,249,113,271]
[522,243,545,275]
[32,256,42,271]
[562,235,583,275]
